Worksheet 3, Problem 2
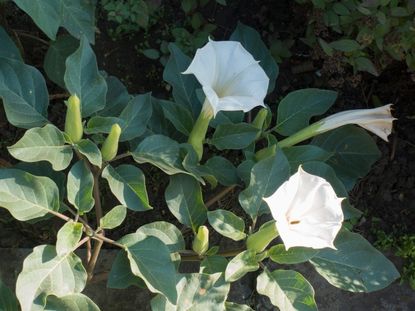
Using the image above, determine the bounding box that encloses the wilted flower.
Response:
[183,39,269,117]
[319,104,395,142]
[263,166,344,250]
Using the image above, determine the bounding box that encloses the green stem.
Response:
[188,99,213,161]
[276,122,322,148]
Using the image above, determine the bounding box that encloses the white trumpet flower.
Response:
[183,39,269,117]
[264,166,344,250]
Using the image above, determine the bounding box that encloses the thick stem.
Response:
[188,100,213,161]
[276,122,322,149]
[205,185,236,208]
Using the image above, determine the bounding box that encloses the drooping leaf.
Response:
[107,250,145,289]
[225,250,259,282]
[74,139,102,168]
[121,233,178,304]
[312,125,381,190]
[16,245,87,311]
[0,26,22,61]
[163,43,201,117]
[102,164,151,211]
[210,123,260,150]
[160,99,194,135]
[100,205,127,230]
[257,268,317,311]
[64,37,107,117]
[67,160,95,213]
[230,22,279,94]
[269,244,318,265]
[0,278,18,311]
[99,75,131,117]
[44,294,100,311]
[204,156,238,186]
[310,230,400,292]
[275,89,337,136]
[208,209,246,241]
[0,169,60,221]
[8,124,72,171]
[165,174,207,232]
[136,221,185,253]
[239,148,290,219]
[44,34,79,88]
[0,57,48,128]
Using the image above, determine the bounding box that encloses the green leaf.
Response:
[64,37,107,117]
[283,145,332,171]
[99,75,131,117]
[310,230,400,292]
[160,100,194,135]
[163,43,201,117]
[74,139,102,168]
[107,250,145,289]
[56,221,83,256]
[0,278,18,311]
[67,160,95,213]
[225,250,259,282]
[257,268,317,311]
[354,57,379,76]
[230,22,278,94]
[85,116,124,134]
[0,169,60,221]
[0,57,48,128]
[44,34,79,88]
[143,48,160,59]
[100,205,127,230]
[208,209,246,241]
[0,26,22,61]
[269,244,318,264]
[165,174,207,232]
[16,245,87,311]
[204,156,238,186]
[121,233,178,304]
[200,256,228,274]
[102,164,151,211]
[318,38,334,56]
[210,123,260,150]
[13,0,95,42]
[225,302,254,311]
[239,148,290,219]
[275,89,337,136]
[312,125,381,190]
[8,124,72,171]
[329,39,361,52]
[44,294,100,311]
[136,221,185,253]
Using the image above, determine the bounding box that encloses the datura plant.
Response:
[0,11,400,311]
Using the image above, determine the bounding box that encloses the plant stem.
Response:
[49,93,70,100]
[92,234,124,249]
[205,185,237,208]
[14,30,49,46]
[75,236,90,249]
[109,152,131,162]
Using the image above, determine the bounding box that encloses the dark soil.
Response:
[0,0,414,290]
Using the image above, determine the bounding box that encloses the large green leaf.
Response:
[0,169,60,221]
[165,174,207,232]
[56,221,83,256]
[230,22,278,94]
[269,244,318,265]
[225,250,259,282]
[210,123,260,150]
[257,268,317,311]
[8,124,72,171]
[99,75,131,117]
[120,233,178,304]
[204,156,238,186]
[312,125,381,190]
[239,148,290,219]
[275,89,337,136]
[160,99,194,136]
[200,256,228,275]
[100,205,127,230]
[0,57,48,128]
[208,209,246,241]
[74,139,102,168]
[310,230,400,292]
[163,43,201,117]
[0,26,22,61]
[16,245,87,311]
[0,278,18,311]
[64,37,107,117]
[136,221,185,253]
[13,0,95,42]
[107,250,145,289]
[44,294,100,311]
[44,34,79,88]
[102,164,151,211]
[67,160,94,213]
[283,145,333,171]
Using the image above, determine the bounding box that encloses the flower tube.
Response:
[263,166,344,250]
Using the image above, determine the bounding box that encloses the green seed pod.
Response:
[101,124,122,162]
[64,94,83,143]
[192,225,209,255]
[246,220,279,253]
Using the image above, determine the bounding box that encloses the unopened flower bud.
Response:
[192,225,209,255]
[246,220,279,253]
[65,94,83,143]
[101,124,122,162]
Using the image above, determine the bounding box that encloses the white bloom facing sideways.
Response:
[183,39,269,116]
[263,166,344,250]
[319,104,396,142]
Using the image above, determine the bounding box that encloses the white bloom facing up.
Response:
[183,39,269,117]
[319,104,396,142]
[263,166,344,250]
